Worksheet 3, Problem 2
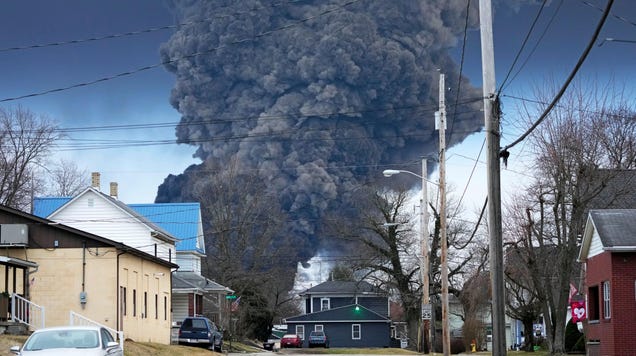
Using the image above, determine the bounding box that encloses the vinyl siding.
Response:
[589,229,604,258]
[175,253,201,273]
[49,191,175,262]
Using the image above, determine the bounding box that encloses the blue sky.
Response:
[1,0,634,206]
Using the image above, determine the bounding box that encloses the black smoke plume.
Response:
[156,0,491,265]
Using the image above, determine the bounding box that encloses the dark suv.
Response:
[178,316,223,352]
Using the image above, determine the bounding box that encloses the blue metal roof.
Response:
[129,203,204,254]
[33,197,204,254]
[32,197,71,218]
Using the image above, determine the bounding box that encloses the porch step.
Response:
[0,321,29,335]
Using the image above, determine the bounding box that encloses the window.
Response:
[603,281,611,319]
[315,325,323,332]
[155,294,158,319]
[101,328,115,348]
[144,292,148,318]
[588,285,599,321]
[296,325,305,340]
[133,289,137,317]
[352,324,361,340]
[121,287,127,316]
[164,296,168,320]
[320,298,330,311]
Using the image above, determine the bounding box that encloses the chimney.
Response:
[91,172,101,190]
[110,182,118,199]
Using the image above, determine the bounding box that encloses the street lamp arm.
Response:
[382,169,440,186]
[382,169,422,179]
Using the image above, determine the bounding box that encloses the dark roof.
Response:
[299,281,384,296]
[589,209,636,248]
[0,204,178,269]
[589,170,636,209]
[172,271,232,294]
[285,304,389,323]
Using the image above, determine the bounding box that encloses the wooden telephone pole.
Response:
[436,73,451,356]
[479,0,506,354]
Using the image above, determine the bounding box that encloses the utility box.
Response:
[0,224,28,245]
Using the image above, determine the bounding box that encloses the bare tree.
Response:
[0,106,61,210]
[192,157,295,339]
[45,158,89,196]
[507,79,636,354]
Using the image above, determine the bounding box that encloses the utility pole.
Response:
[420,157,431,354]
[436,73,450,356]
[479,0,506,355]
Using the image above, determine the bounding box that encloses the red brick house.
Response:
[578,209,636,356]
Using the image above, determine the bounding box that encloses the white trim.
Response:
[320,298,330,311]
[352,324,361,340]
[296,325,305,340]
[602,281,611,319]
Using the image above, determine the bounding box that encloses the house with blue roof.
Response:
[33,173,232,328]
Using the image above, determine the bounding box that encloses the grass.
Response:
[0,335,553,356]
[277,347,417,354]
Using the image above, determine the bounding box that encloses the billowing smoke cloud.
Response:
[157,0,489,260]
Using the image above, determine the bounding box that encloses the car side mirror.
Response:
[106,341,120,348]
[10,345,20,354]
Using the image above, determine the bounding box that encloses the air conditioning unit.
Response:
[0,224,28,245]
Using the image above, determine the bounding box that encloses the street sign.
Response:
[422,304,432,320]
[225,294,237,300]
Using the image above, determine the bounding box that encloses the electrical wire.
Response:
[497,0,549,95]
[499,0,564,95]
[0,0,364,103]
[501,0,615,153]
[448,0,472,141]
[578,0,636,27]
[0,0,309,53]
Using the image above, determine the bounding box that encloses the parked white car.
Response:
[10,326,123,356]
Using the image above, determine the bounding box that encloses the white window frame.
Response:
[603,281,611,319]
[296,325,305,340]
[315,324,323,332]
[352,324,361,340]
[320,298,330,311]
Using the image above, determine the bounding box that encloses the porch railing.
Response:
[11,293,45,330]
[69,310,125,351]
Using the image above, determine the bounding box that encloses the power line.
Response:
[497,0,549,95]
[501,0,615,153]
[448,0,472,141]
[499,0,564,95]
[0,0,308,54]
[0,0,364,103]
[578,0,636,27]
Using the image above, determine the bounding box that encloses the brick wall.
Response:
[584,251,636,356]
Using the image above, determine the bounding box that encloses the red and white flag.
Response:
[568,283,578,303]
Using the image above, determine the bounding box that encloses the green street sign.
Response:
[225,295,237,300]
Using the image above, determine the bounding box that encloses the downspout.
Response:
[81,241,87,309]
[116,250,126,334]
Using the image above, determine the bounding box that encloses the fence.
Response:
[11,293,45,330]
[69,310,124,351]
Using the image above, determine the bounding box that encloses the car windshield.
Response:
[23,329,99,350]
[311,332,324,336]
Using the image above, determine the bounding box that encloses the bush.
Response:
[450,338,466,354]
[565,320,585,353]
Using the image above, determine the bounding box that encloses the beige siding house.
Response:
[0,204,178,344]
